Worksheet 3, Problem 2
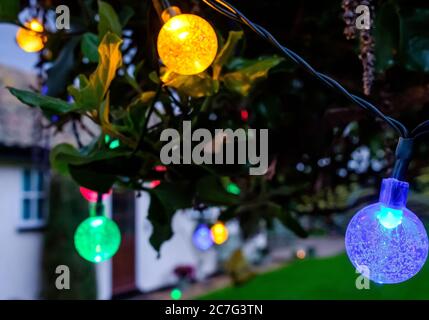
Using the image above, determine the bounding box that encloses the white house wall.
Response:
[135,192,218,292]
[95,198,112,300]
[0,165,43,299]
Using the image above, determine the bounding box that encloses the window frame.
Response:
[18,168,49,230]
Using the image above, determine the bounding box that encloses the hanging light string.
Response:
[200,0,429,179]
[201,0,409,135]
[95,192,104,216]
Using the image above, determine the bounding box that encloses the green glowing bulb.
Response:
[74,216,121,263]
[170,288,182,300]
[109,139,120,149]
[104,134,120,149]
[226,183,241,195]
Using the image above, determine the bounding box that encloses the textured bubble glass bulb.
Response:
[192,223,214,251]
[346,178,428,284]
[74,216,121,263]
[157,14,218,75]
[16,19,46,52]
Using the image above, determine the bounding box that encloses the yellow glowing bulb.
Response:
[16,19,46,53]
[210,222,229,245]
[157,14,218,75]
[29,19,44,32]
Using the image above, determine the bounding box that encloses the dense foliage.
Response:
[1,0,429,253]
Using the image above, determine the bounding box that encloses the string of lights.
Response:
[202,0,429,142]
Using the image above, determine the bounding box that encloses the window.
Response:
[20,169,48,229]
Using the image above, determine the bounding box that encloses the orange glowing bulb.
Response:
[210,222,229,245]
[157,13,218,75]
[296,249,306,259]
[16,19,46,53]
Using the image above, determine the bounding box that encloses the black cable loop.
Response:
[202,0,409,137]
[411,120,429,137]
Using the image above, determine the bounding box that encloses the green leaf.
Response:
[97,94,137,147]
[50,144,81,174]
[71,153,143,192]
[196,175,240,206]
[50,142,133,192]
[161,69,215,98]
[148,182,193,254]
[149,71,161,84]
[50,143,130,173]
[126,91,156,133]
[68,164,117,193]
[264,202,308,238]
[212,31,244,80]
[46,37,81,97]
[68,32,122,110]
[278,210,308,238]
[100,93,110,126]
[147,193,174,256]
[129,91,156,108]
[81,32,100,63]
[0,0,19,21]
[98,0,122,39]
[7,88,77,114]
[222,56,284,96]
[124,68,141,93]
[119,6,134,27]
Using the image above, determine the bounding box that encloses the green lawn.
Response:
[198,253,429,299]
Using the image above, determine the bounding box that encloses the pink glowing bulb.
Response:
[79,187,112,203]
[154,165,167,172]
[149,180,161,189]
[240,109,249,121]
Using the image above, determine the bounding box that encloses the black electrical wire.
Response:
[198,0,429,179]
[411,120,429,138]
[202,0,414,138]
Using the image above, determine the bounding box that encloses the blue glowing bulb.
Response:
[192,223,214,251]
[346,178,428,284]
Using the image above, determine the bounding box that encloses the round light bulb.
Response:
[296,249,306,259]
[157,14,218,75]
[79,187,112,203]
[346,178,428,284]
[170,288,182,300]
[16,19,46,52]
[74,216,121,263]
[192,223,214,251]
[210,222,229,245]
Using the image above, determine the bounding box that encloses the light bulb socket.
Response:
[89,202,106,217]
[379,178,409,209]
[392,137,414,180]
[161,6,181,23]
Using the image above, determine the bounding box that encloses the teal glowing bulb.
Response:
[170,288,182,300]
[377,206,403,229]
[74,216,121,263]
